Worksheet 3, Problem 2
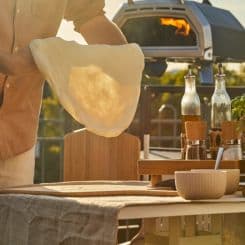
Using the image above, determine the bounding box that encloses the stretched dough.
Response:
[30,38,144,137]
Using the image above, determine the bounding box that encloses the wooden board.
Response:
[138,160,245,175]
[0,182,178,197]
[64,129,141,181]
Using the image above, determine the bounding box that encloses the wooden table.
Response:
[119,191,245,245]
[119,194,245,219]
[137,151,245,244]
[0,182,245,245]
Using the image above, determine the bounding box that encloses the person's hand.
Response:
[0,47,38,76]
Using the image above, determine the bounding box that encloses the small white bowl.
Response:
[191,169,240,195]
[175,170,226,200]
[222,169,240,194]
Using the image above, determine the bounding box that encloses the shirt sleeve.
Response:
[64,0,105,31]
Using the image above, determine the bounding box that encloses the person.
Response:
[0,0,127,187]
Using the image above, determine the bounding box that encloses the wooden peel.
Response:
[0,182,178,197]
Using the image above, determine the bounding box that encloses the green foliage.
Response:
[160,69,186,86]
[42,96,61,119]
[215,65,245,86]
[34,142,62,183]
[36,84,65,183]
[151,64,245,112]
[39,84,65,137]
[232,94,245,121]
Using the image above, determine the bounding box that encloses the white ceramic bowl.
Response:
[222,169,240,194]
[191,169,240,195]
[175,170,226,200]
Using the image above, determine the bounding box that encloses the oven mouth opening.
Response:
[121,16,197,47]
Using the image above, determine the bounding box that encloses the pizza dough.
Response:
[30,37,144,137]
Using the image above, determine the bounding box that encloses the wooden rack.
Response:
[138,159,245,187]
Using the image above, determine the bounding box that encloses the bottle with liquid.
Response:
[181,66,201,159]
[210,64,231,159]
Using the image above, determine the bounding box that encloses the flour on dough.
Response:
[30,37,144,137]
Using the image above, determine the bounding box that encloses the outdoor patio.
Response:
[0,0,244,244]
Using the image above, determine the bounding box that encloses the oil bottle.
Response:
[181,66,201,159]
[210,63,231,159]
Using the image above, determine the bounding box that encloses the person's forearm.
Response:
[79,15,127,45]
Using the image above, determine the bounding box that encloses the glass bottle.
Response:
[211,64,231,130]
[210,64,231,159]
[181,66,201,159]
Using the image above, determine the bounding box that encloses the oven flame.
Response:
[160,18,191,36]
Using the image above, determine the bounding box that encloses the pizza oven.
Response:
[113,0,245,83]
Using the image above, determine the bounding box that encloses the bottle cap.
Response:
[221,121,241,141]
[185,121,207,141]
[215,63,225,78]
[184,65,195,79]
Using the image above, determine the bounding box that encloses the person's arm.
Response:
[65,0,126,45]
[0,47,38,76]
[79,15,127,45]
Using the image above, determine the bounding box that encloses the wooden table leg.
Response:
[184,216,196,237]
[151,175,161,187]
[144,218,156,234]
[223,213,245,245]
[169,217,182,245]
[211,214,223,234]
[143,218,169,244]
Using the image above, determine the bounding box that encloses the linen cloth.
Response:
[0,0,104,160]
[0,194,121,245]
[0,181,245,245]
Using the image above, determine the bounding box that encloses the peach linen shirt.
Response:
[0,0,105,160]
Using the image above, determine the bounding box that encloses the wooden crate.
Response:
[138,159,245,187]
